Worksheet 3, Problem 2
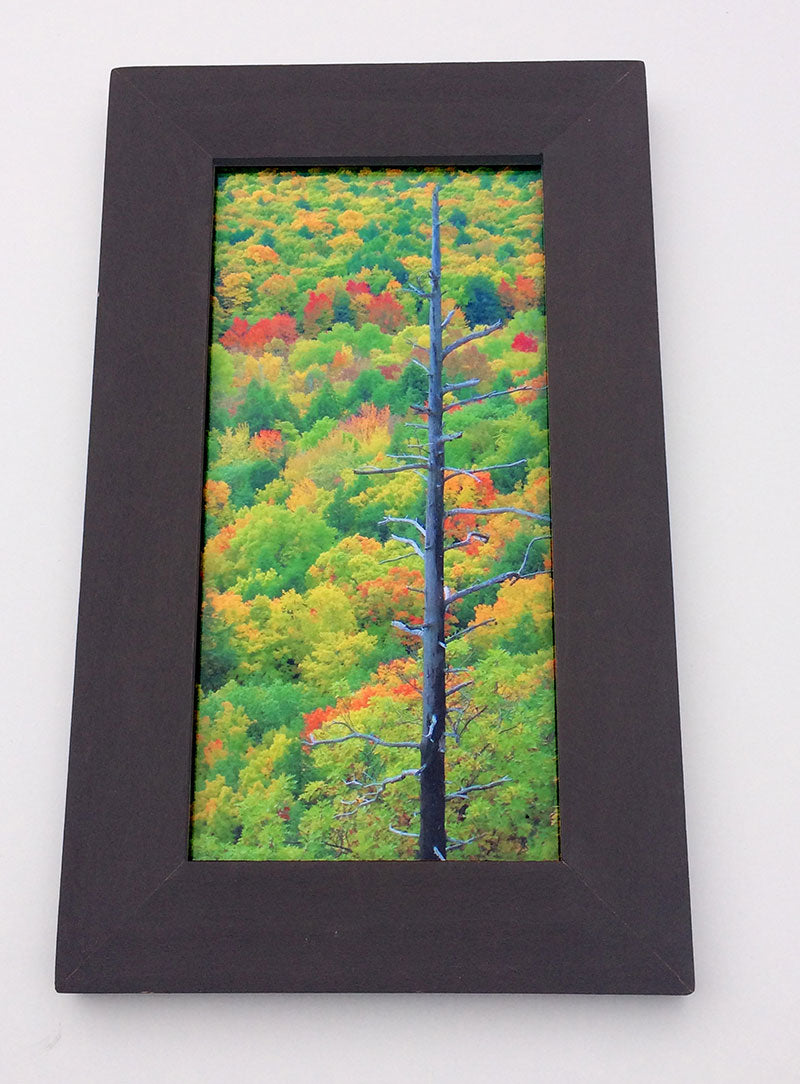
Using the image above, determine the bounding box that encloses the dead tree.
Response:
[305,184,550,860]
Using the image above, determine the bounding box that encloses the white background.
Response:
[2,2,799,1081]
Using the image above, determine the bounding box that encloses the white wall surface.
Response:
[2,2,799,1081]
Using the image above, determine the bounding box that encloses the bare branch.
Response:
[334,767,422,818]
[354,463,428,476]
[445,776,512,801]
[444,459,527,481]
[446,834,479,851]
[445,567,549,608]
[303,729,419,750]
[403,281,430,299]
[388,825,418,839]
[390,533,425,560]
[444,530,489,551]
[441,309,455,330]
[326,841,355,855]
[386,453,427,461]
[391,619,426,639]
[444,506,551,524]
[444,536,551,609]
[432,846,446,861]
[443,378,480,392]
[442,319,504,358]
[449,705,487,734]
[403,422,429,430]
[405,436,459,449]
[444,468,482,481]
[379,516,426,539]
[443,384,534,411]
[391,823,479,850]
[446,680,474,697]
[379,552,418,565]
[445,618,496,644]
[408,357,430,374]
[342,767,421,796]
[468,458,526,474]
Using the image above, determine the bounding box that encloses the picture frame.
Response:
[56,61,693,993]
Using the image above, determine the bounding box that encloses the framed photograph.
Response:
[56,61,693,993]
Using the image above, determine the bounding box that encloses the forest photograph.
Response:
[190,166,558,861]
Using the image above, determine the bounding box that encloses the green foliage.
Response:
[200,682,315,741]
[345,369,387,410]
[209,344,235,403]
[197,603,239,692]
[209,459,280,509]
[462,275,506,327]
[305,382,343,427]
[237,381,277,433]
[209,504,336,597]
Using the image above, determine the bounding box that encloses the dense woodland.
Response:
[191,167,559,860]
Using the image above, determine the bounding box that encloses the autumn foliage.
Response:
[191,167,556,862]
[220,314,298,351]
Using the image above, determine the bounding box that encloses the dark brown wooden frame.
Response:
[56,61,693,994]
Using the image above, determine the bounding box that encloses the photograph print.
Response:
[191,166,558,862]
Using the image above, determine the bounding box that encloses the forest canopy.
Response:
[191,167,558,861]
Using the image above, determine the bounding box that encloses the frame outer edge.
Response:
[57,61,692,994]
[56,71,214,990]
[545,64,693,990]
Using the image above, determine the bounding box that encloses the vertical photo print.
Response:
[191,167,558,861]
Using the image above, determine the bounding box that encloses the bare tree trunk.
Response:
[418,186,447,861]
[341,182,520,857]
